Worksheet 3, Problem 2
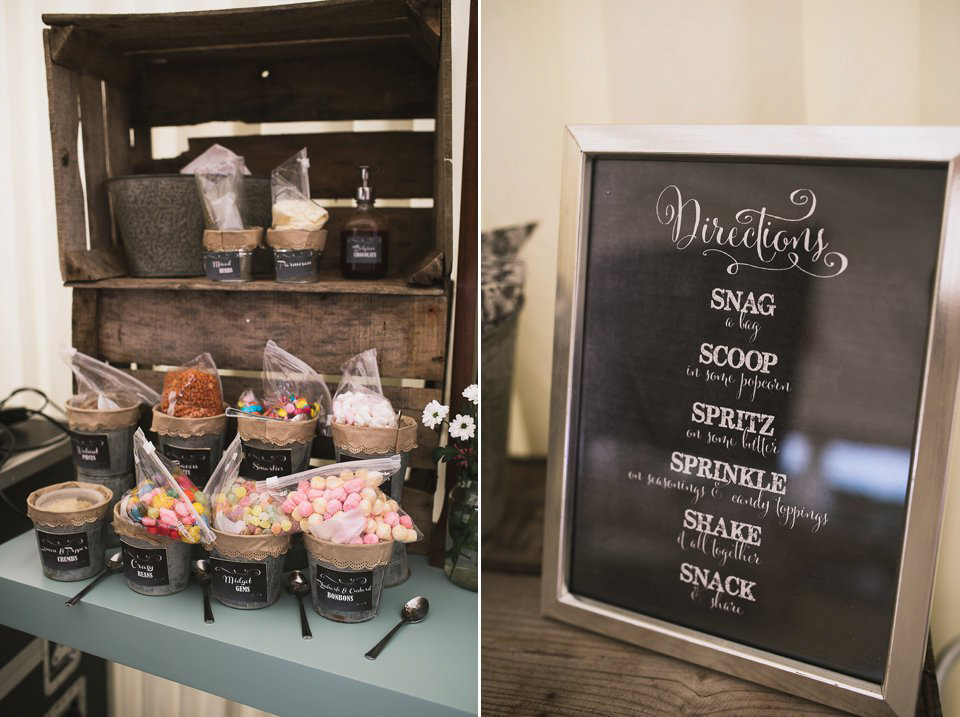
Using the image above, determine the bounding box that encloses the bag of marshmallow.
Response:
[331,349,397,429]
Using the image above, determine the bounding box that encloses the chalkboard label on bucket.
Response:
[274,250,316,280]
[204,251,243,281]
[163,445,212,486]
[37,530,90,571]
[70,432,110,470]
[315,567,373,612]
[121,543,169,586]
[211,558,267,603]
[242,446,292,480]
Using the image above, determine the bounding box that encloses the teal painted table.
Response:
[0,530,477,716]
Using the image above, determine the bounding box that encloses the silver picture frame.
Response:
[542,125,960,716]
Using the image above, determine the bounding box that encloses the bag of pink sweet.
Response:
[252,455,420,545]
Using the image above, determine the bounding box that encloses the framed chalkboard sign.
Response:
[542,126,960,716]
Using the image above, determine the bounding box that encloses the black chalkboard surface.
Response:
[567,157,946,684]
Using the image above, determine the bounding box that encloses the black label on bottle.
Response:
[345,233,383,265]
[211,558,267,603]
[70,432,110,470]
[204,251,243,281]
[274,250,315,280]
[315,567,373,612]
[162,445,212,486]
[241,446,292,480]
[37,530,91,571]
[122,543,170,586]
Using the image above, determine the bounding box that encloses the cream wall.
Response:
[0,0,467,715]
[481,0,960,712]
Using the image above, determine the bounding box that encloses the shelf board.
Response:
[0,530,476,716]
[65,272,446,297]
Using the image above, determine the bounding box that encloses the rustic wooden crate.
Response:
[44,0,453,483]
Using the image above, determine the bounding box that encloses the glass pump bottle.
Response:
[340,166,389,279]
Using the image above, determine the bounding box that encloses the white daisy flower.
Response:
[449,414,476,441]
[422,400,449,429]
[462,383,479,405]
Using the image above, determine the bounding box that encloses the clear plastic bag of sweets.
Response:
[207,435,292,536]
[331,349,397,428]
[231,341,331,424]
[253,455,419,544]
[182,144,250,231]
[160,352,224,418]
[270,148,328,231]
[60,346,160,410]
[128,429,214,544]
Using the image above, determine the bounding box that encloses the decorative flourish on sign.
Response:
[655,185,849,278]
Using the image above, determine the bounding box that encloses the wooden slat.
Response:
[78,75,112,254]
[127,369,440,468]
[43,29,125,282]
[43,1,411,53]
[71,289,100,356]
[95,289,447,380]
[405,0,440,69]
[136,132,434,199]
[104,84,132,179]
[135,37,435,126]
[433,0,453,267]
[47,25,137,89]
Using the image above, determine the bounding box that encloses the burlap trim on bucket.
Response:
[203,228,263,251]
[207,528,291,561]
[237,414,318,446]
[304,532,392,570]
[151,406,228,438]
[331,415,418,455]
[27,482,112,528]
[112,502,176,547]
[66,394,141,431]
[266,229,327,251]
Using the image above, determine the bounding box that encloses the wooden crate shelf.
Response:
[66,275,447,297]
[46,0,455,492]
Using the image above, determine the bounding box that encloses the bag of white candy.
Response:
[254,455,420,544]
[331,349,397,429]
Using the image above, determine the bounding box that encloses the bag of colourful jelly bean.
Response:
[60,346,160,410]
[259,339,332,424]
[252,455,421,543]
[130,428,215,544]
[159,352,225,418]
[206,435,289,536]
[331,349,398,428]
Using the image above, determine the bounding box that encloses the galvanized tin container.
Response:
[27,483,113,582]
[106,175,270,278]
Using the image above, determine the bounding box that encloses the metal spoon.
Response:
[285,571,312,640]
[191,559,215,624]
[365,596,429,660]
[65,552,123,607]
